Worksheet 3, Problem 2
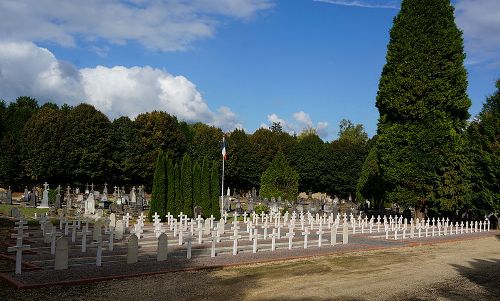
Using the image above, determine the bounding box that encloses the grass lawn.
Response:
[0,204,49,219]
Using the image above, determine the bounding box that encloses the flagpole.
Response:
[221,136,225,217]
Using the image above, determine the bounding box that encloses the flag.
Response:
[221,136,227,161]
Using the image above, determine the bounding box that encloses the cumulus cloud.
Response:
[0,41,241,131]
[313,0,399,9]
[455,0,500,66]
[0,0,274,51]
[262,112,330,139]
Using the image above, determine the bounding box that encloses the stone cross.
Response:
[78,225,92,253]
[94,235,104,266]
[286,227,295,250]
[316,225,324,247]
[302,227,310,249]
[230,229,242,255]
[330,224,337,246]
[270,228,277,251]
[8,235,30,274]
[182,236,192,259]
[252,228,262,253]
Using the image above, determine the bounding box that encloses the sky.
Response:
[0,0,498,140]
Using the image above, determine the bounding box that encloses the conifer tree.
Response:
[166,155,175,215]
[201,156,211,216]
[181,154,193,217]
[149,151,167,221]
[375,0,471,217]
[193,161,202,211]
[210,161,221,219]
[174,163,181,217]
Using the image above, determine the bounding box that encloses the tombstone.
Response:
[247,201,254,213]
[7,186,12,205]
[39,182,50,208]
[9,207,20,218]
[109,213,116,228]
[115,220,124,240]
[194,206,203,218]
[85,193,96,215]
[54,237,69,270]
[127,234,139,264]
[93,222,102,241]
[342,222,349,244]
[157,233,168,262]
[23,187,29,202]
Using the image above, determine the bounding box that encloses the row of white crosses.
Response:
[383,216,491,240]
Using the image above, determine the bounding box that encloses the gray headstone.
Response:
[157,233,168,262]
[9,207,20,218]
[93,222,102,241]
[127,234,138,264]
[115,220,124,240]
[54,237,68,270]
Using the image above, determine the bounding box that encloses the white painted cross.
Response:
[230,229,242,255]
[302,227,310,249]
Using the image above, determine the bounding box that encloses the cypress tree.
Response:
[201,156,211,217]
[260,151,299,201]
[193,160,202,212]
[181,154,193,217]
[375,0,471,218]
[210,161,221,219]
[174,163,181,217]
[166,155,175,215]
[149,151,167,221]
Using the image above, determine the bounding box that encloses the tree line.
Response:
[0,97,370,200]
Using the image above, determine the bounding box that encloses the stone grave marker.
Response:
[127,234,139,264]
[157,233,168,262]
[54,237,68,270]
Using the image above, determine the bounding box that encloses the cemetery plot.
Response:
[0,209,495,288]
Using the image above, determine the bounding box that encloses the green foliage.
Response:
[254,204,269,215]
[64,103,113,185]
[291,133,326,193]
[467,79,500,216]
[20,106,66,182]
[193,161,202,209]
[174,163,181,217]
[270,122,283,133]
[356,143,386,209]
[210,161,220,219]
[48,189,57,204]
[166,156,175,215]
[149,151,167,221]
[181,154,193,217]
[375,0,471,215]
[260,151,299,201]
[190,123,223,163]
[201,156,211,216]
[226,129,259,191]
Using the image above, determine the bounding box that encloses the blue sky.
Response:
[0,0,498,140]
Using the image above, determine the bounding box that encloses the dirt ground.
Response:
[1,234,499,301]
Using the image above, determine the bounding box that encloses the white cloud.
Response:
[0,41,242,131]
[263,112,330,139]
[313,0,399,9]
[0,0,274,51]
[455,0,500,66]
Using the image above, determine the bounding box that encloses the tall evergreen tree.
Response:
[166,156,175,215]
[467,80,500,218]
[181,154,193,217]
[174,163,181,217]
[149,151,167,221]
[193,161,202,211]
[210,161,221,219]
[201,156,211,216]
[375,0,471,218]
